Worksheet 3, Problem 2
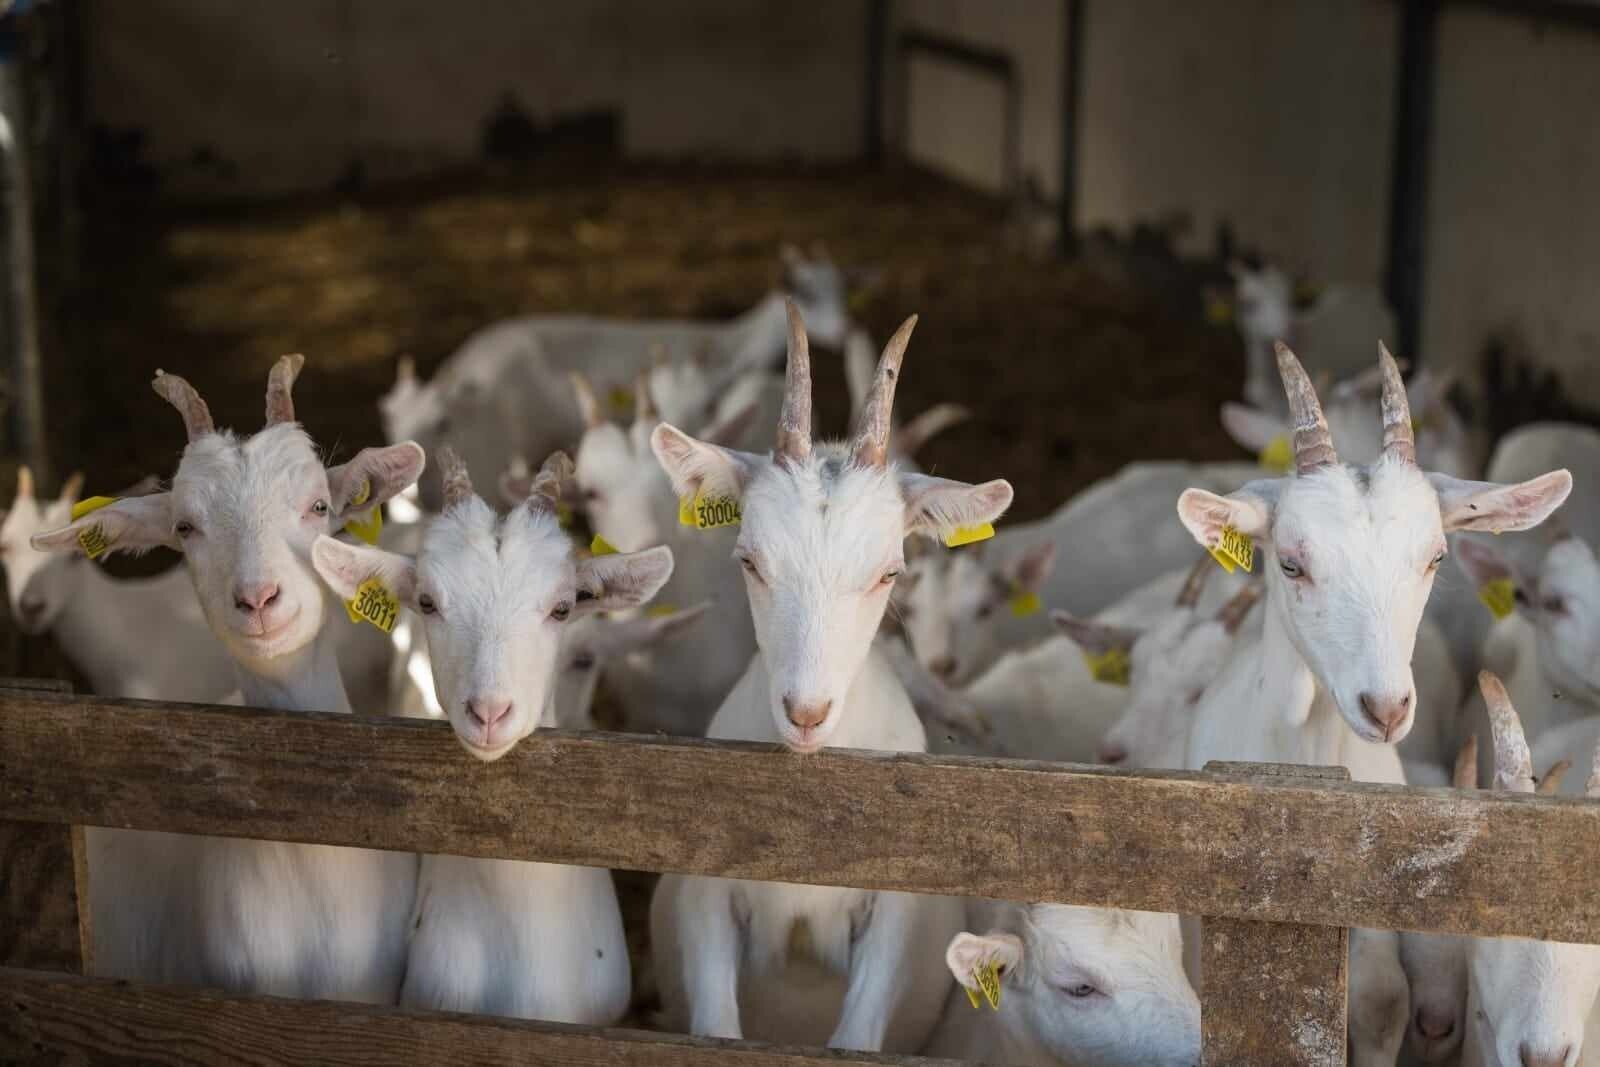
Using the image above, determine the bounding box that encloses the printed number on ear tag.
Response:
[1258,435,1293,474]
[679,494,741,531]
[1084,647,1131,687]
[1209,526,1254,574]
[70,496,119,560]
[590,534,618,556]
[945,523,995,549]
[1478,577,1516,621]
[966,961,1002,1011]
[1008,584,1041,618]
[345,577,400,633]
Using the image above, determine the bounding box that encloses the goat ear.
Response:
[1051,610,1141,657]
[1453,536,1514,590]
[1431,470,1572,534]
[945,931,1024,990]
[1003,541,1056,592]
[328,442,427,520]
[1219,402,1286,455]
[574,545,674,617]
[596,600,711,656]
[899,473,1013,542]
[310,535,418,605]
[649,423,761,504]
[1177,483,1275,549]
[31,493,176,557]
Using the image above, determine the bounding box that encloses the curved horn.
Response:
[776,299,813,465]
[397,354,416,384]
[265,353,305,426]
[1378,342,1415,465]
[1479,671,1535,794]
[1453,735,1478,790]
[570,373,604,430]
[1537,759,1572,795]
[1216,582,1262,634]
[57,471,84,505]
[14,464,32,499]
[634,370,658,425]
[1274,342,1336,473]
[851,313,918,468]
[527,450,573,515]
[151,369,216,442]
[895,402,970,459]
[1176,554,1213,609]
[436,445,475,510]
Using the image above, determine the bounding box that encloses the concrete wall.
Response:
[85,0,868,196]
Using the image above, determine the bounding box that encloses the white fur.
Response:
[925,902,1200,1067]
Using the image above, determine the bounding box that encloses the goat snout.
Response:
[782,696,831,730]
[927,654,958,679]
[1097,741,1128,765]
[465,698,513,740]
[1519,1043,1574,1067]
[1412,1006,1455,1043]
[17,595,45,621]
[233,582,281,615]
[1358,690,1412,741]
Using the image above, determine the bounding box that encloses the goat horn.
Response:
[1275,342,1336,473]
[851,313,918,468]
[397,354,416,384]
[1378,342,1415,465]
[895,403,970,459]
[1453,735,1479,790]
[1479,670,1535,794]
[14,464,32,499]
[776,299,813,465]
[1537,759,1572,795]
[265,353,305,426]
[152,369,216,442]
[526,450,573,516]
[634,370,658,425]
[57,471,84,504]
[570,373,604,430]
[1175,554,1213,608]
[1216,582,1262,634]
[436,445,474,510]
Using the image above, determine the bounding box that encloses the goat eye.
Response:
[551,602,572,622]
[1429,549,1446,570]
[976,602,994,620]
[175,520,195,538]
[1279,558,1303,579]
[417,594,437,615]
[1061,982,1098,999]
[571,651,596,671]
[1542,595,1567,616]
[739,556,762,582]
[311,500,330,516]
[880,568,901,586]
[582,488,600,502]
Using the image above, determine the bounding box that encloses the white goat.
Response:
[311,448,673,1022]
[380,245,852,508]
[648,304,1011,1051]
[1463,673,1600,1067]
[924,901,1200,1066]
[34,356,425,1001]
[1176,343,1571,1067]
[1486,422,1600,549]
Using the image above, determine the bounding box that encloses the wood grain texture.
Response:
[0,968,961,1066]
[1,691,1598,941]
[1201,918,1348,1066]
[0,822,88,974]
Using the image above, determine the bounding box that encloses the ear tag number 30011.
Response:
[70,495,119,560]
[345,577,400,633]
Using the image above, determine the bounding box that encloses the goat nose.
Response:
[1413,1007,1455,1042]
[1358,690,1412,740]
[1519,1044,1574,1067]
[1097,741,1128,765]
[233,582,280,614]
[466,699,513,730]
[18,596,44,618]
[782,696,831,730]
[928,654,958,679]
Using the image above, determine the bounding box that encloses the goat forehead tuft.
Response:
[421,496,572,593]
[742,445,904,575]
[1277,459,1438,543]
[173,426,326,513]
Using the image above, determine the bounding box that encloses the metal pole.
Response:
[0,11,47,481]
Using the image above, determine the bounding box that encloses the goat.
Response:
[648,303,1011,1051]
[311,448,673,1021]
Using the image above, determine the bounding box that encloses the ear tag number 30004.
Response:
[345,577,400,633]
[1209,525,1254,574]
[679,493,741,530]
[70,495,119,560]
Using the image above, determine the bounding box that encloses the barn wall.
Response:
[83,0,868,197]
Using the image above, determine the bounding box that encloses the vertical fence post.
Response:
[0,678,89,975]
[1200,762,1350,1066]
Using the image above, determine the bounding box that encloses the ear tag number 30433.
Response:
[70,495,119,560]
[679,493,741,530]
[1209,526,1254,574]
[345,577,400,633]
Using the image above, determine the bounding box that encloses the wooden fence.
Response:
[2,680,1598,1065]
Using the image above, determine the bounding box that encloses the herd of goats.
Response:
[4,247,1599,1066]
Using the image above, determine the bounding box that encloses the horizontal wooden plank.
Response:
[1,691,1598,941]
[0,968,954,1065]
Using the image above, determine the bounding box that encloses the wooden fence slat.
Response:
[1,691,1598,942]
[0,968,961,1066]
[1201,762,1349,1066]
[0,822,88,974]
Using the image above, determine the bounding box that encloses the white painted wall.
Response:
[85,0,867,196]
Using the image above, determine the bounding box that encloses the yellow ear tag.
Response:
[1478,577,1516,621]
[1084,646,1132,686]
[646,602,678,618]
[590,534,618,556]
[966,960,1002,1011]
[69,495,119,560]
[945,523,995,549]
[340,479,383,546]
[608,385,633,416]
[556,503,574,530]
[1209,526,1254,574]
[1258,435,1293,474]
[686,493,742,531]
[344,577,400,633]
[678,496,696,527]
[1205,294,1235,325]
[1008,583,1041,618]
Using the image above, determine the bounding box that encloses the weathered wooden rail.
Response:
[1,683,1597,1065]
